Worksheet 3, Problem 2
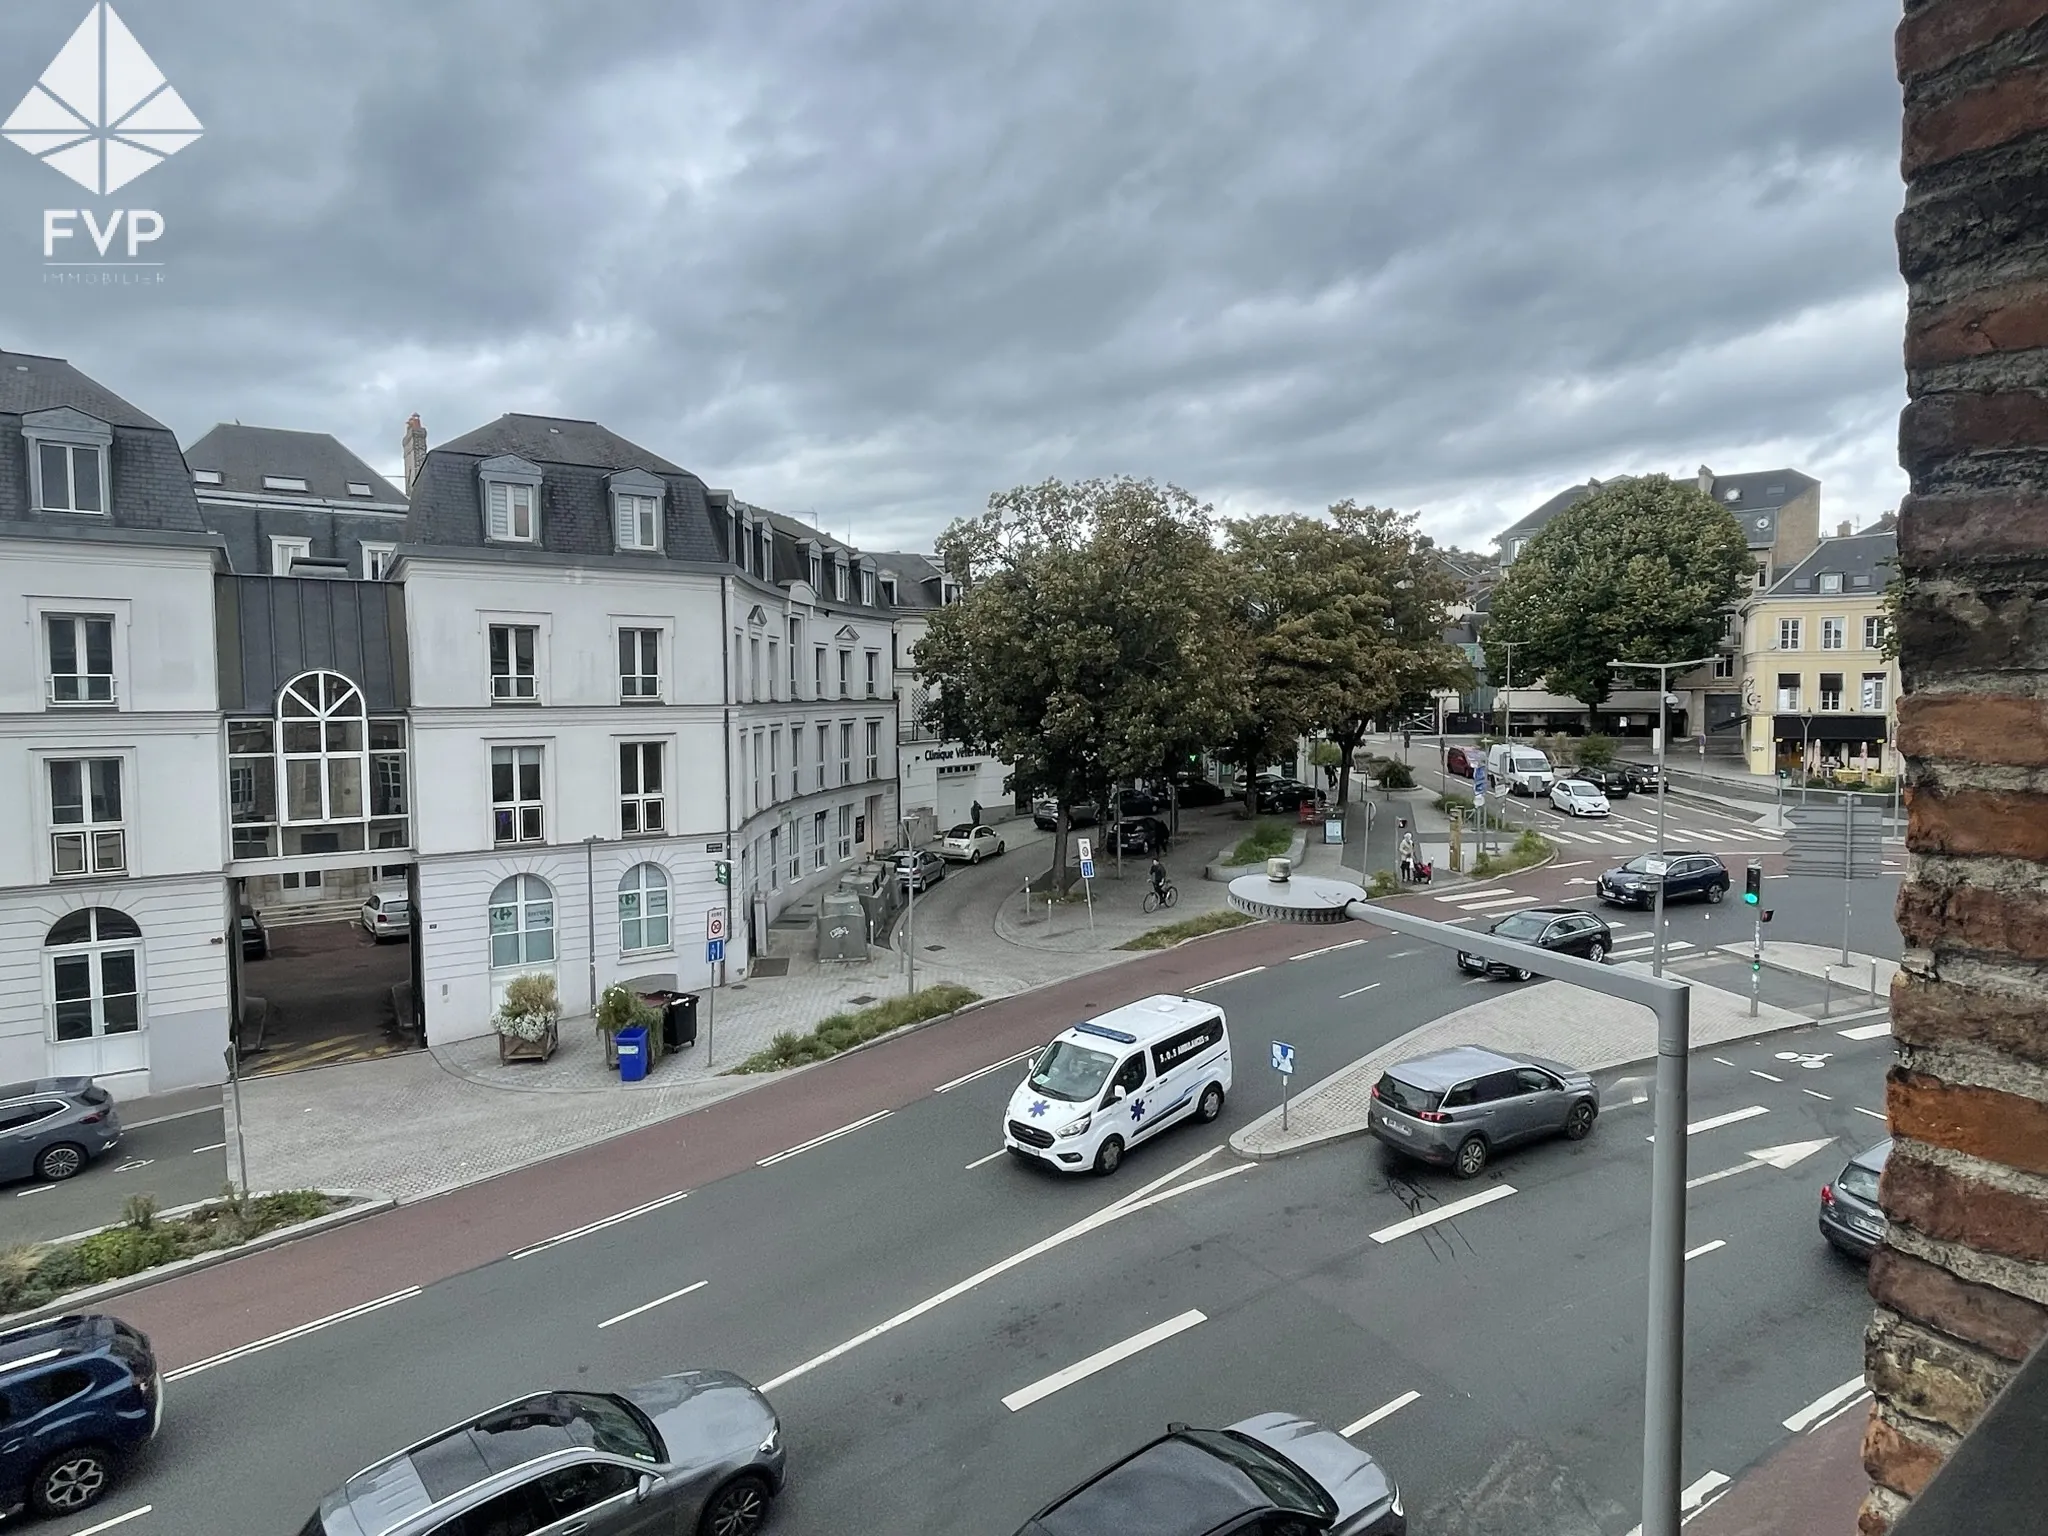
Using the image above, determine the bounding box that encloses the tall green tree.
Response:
[914,477,1245,886]
[1484,475,1751,712]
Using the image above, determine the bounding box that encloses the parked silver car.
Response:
[301,1372,785,1536]
[0,1078,123,1184]
[1819,1138,1891,1259]
[895,847,947,893]
[1367,1045,1599,1178]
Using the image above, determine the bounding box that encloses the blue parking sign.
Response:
[706,938,725,964]
[1472,759,1488,794]
[1271,1040,1295,1076]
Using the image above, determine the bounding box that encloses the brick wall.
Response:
[1865,4,2048,1531]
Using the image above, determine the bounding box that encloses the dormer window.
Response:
[263,475,310,493]
[1819,572,1843,594]
[808,548,823,590]
[607,468,665,553]
[23,408,112,515]
[834,558,847,600]
[861,566,876,606]
[941,580,960,605]
[881,577,897,606]
[759,524,773,578]
[478,455,543,544]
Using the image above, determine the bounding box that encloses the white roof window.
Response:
[346,482,374,497]
[192,469,223,485]
[263,475,310,493]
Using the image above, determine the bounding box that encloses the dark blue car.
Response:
[1,1314,160,1519]
[1595,851,1730,909]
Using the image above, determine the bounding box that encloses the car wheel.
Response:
[1454,1135,1489,1178]
[970,849,981,864]
[1511,966,1533,982]
[1093,1136,1124,1175]
[35,1142,87,1182]
[1706,881,1726,904]
[996,841,1005,855]
[1197,1083,1225,1122]
[1588,940,1607,964]
[1565,1101,1597,1140]
[29,1444,113,1517]
[699,1471,774,1536]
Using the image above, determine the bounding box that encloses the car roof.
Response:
[1384,1044,1526,1087]
[1054,995,1222,1050]
[1498,905,1580,921]
[0,1076,93,1102]
[1030,1433,1268,1536]
[0,1313,108,1372]
[1848,1138,1894,1173]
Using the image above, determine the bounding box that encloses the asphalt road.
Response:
[7,1105,228,1245]
[40,877,1892,1536]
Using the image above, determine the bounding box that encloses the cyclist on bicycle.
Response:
[1149,856,1169,901]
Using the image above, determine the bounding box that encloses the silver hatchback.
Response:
[1367,1045,1599,1178]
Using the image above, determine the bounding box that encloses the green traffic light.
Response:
[1743,891,1758,905]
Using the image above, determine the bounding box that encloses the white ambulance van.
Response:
[1003,994,1232,1175]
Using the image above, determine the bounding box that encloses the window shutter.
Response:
[616,495,634,548]
[488,481,509,539]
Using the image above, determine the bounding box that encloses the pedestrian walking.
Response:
[1398,821,1417,884]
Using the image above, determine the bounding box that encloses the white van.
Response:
[1485,742,1555,797]
[1004,995,1232,1175]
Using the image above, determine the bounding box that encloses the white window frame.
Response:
[1861,673,1887,712]
[751,731,763,810]
[767,640,780,702]
[816,723,829,790]
[838,649,851,698]
[45,908,141,1045]
[619,626,662,703]
[270,536,313,575]
[1712,654,1734,679]
[791,725,803,789]
[839,722,853,785]
[491,745,546,846]
[361,543,397,580]
[618,863,671,955]
[277,672,370,826]
[485,480,539,543]
[1864,616,1887,650]
[615,493,660,552]
[749,638,761,703]
[770,727,782,801]
[42,611,118,707]
[488,874,554,969]
[1776,674,1801,712]
[620,740,666,836]
[1819,674,1844,712]
[1777,618,1802,651]
[1820,572,1843,594]
[861,567,876,606]
[1820,617,1845,651]
[263,475,310,493]
[814,810,828,870]
[837,804,853,860]
[864,720,880,780]
[489,623,540,704]
[48,756,126,877]
[809,550,823,590]
[865,651,879,698]
[29,439,108,515]
[815,647,827,696]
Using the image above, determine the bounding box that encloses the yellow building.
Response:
[1739,526,1898,779]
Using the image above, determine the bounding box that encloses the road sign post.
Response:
[1271,1040,1296,1131]
[1078,836,1096,933]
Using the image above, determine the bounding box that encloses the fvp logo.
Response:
[3,2,201,274]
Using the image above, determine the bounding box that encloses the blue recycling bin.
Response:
[616,1025,649,1082]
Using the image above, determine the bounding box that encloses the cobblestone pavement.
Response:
[1230,966,1817,1159]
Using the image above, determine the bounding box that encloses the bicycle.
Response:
[1143,882,1179,913]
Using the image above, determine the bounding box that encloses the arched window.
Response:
[488,875,554,969]
[279,671,367,824]
[618,863,670,954]
[45,908,141,1042]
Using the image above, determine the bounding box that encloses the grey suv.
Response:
[1368,1046,1599,1177]
[302,1372,785,1536]
[0,1079,122,1185]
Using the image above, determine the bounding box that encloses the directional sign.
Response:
[707,908,728,942]
[1271,1040,1295,1076]
[1784,804,1886,879]
[706,938,725,964]
[1472,761,1489,794]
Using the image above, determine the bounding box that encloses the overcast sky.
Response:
[3,0,1906,552]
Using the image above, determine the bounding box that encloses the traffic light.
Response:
[1743,864,1762,905]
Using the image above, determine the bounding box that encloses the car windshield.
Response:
[946,824,973,838]
[1492,911,1552,940]
[1374,1073,1442,1115]
[1512,752,1547,772]
[1180,1429,1334,1518]
[1838,1162,1883,1202]
[473,1391,661,1464]
[1619,856,1667,875]
[1028,1040,1116,1103]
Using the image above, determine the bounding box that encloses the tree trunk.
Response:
[1052,808,1070,896]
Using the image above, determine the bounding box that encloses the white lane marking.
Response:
[1591,832,1632,845]
[190,1140,226,1153]
[758,1109,895,1167]
[1803,1089,1833,1101]
[1290,938,1369,961]
[1751,1070,1783,1082]
[1712,1057,1737,1067]
[1684,1240,1727,1261]
[1341,1389,1421,1437]
[509,1190,690,1258]
[1855,1107,1888,1121]
[165,1288,421,1381]
[965,1149,1007,1170]
[113,1159,154,1172]
[1436,888,1513,902]
[1460,896,1537,911]
[1339,982,1383,999]
[1370,1185,1516,1243]
[14,1184,57,1197]
[598,1279,708,1329]
[1683,1471,1732,1511]
[1651,1105,1768,1141]
[1838,1021,1891,1040]
[934,1048,1036,1094]
[1000,1309,1207,1411]
[71,1508,153,1536]
[1188,966,1267,992]
[1784,1375,1870,1432]
[1810,1388,1874,1433]
[757,1145,1241,1393]
[1444,916,1475,925]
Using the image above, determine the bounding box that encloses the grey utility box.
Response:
[818,892,870,963]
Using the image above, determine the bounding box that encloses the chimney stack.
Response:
[1837,520,1852,538]
[402,414,427,494]
[1697,464,1713,494]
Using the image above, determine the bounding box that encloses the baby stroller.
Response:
[1412,857,1433,885]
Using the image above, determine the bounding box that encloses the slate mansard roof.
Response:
[1763,530,1896,599]
[185,423,406,506]
[406,413,725,565]
[0,349,207,535]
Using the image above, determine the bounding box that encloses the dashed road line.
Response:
[509,1190,691,1258]
[598,1279,708,1330]
[1855,1107,1888,1121]
[190,1140,226,1154]
[1370,1185,1516,1243]
[1290,938,1369,961]
[71,1508,152,1536]
[1750,1070,1783,1082]
[1001,1309,1207,1411]
[759,1110,894,1167]
[1684,1239,1727,1261]
[1803,1089,1832,1101]
[1651,1105,1769,1143]
[1341,1389,1421,1437]
[165,1288,422,1381]
[934,1048,1036,1093]
[1339,982,1382,999]
[1189,965,1268,992]
[965,1149,1007,1170]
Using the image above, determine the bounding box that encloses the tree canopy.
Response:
[1483,475,1751,710]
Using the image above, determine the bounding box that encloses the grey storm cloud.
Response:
[0,0,1906,551]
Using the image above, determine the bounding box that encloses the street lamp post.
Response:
[1226,866,1693,1536]
[1612,657,1717,977]
[1800,710,1816,806]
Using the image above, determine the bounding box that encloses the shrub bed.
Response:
[732,984,982,1073]
[1117,910,1254,951]
[1472,829,1553,878]
[1,1189,345,1317]
[1223,820,1295,866]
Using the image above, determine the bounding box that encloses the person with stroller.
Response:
[1398,822,1417,884]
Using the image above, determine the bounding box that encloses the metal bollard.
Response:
[1821,968,1833,1018]
[1870,961,1879,1002]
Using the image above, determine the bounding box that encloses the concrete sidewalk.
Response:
[1230,966,1815,1160]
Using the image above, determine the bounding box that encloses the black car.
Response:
[1570,765,1630,800]
[239,910,268,959]
[1820,1138,1891,1259]
[1254,779,1323,814]
[1456,906,1613,979]
[1595,851,1729,908]
[1032,798,1099,831]
[1115,787,1158,818]
[0,1314,160,1519]
[1114,815,1170,855]
[1015,1414,1403,1536]
[1173,775,1227,807]
[1618,761,1663,793]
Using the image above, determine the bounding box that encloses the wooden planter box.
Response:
[497,1020,559,1063]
